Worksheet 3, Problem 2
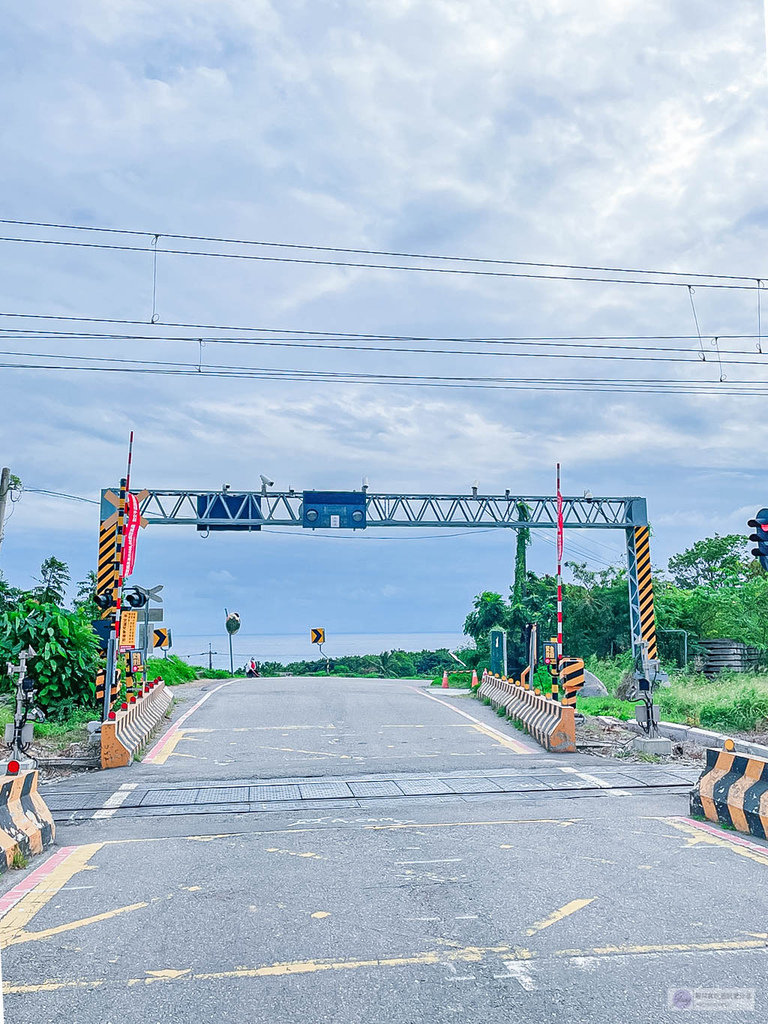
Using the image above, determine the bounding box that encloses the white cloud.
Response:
[1,0,767,630]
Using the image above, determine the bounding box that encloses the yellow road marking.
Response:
[659,817,768,868]
[0,844,103,948]
[150,730,187,765]
[6,902,148,947]
[411,687,534,754]
[468,722,529,752]
[6,937,768,994]
[311,911,330,919]
[525,899,595,936]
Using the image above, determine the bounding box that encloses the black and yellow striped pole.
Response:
[560,657,585,707]
[626,523,659,664]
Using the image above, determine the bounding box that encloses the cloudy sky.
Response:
[1,0,767,647]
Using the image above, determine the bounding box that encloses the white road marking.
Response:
[396,859,463,865]
[558,766,631,797]
[497,962,537,990]
[92,783,138,819]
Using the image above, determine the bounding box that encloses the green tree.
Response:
[0,571,21,614]
[667,534,756,588]
[383,651,417,678]
[463,591,509,642]
[508,504,531,673]
[0,599,100,716]
[563,563,631,659]
[74,569,99,620]
[33,556,71,606]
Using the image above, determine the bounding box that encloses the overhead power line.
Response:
[2,328,767,365]
[0,231,764,291]
[2,351,768,396]
[2,217,765,284]
[24,487,99,505]
[0,310,764,346]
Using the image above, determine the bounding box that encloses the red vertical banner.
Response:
[121,492,140,579]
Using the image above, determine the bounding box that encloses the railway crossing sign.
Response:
[153,627,171,650]
[311,628,325,645]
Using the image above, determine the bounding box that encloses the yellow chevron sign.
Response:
[153,627,170,649]
[311,628,325,645]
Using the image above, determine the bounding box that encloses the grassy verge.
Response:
[577,658,768,733]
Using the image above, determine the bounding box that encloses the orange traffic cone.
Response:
[442,670,450,689]
[471,669,479,688]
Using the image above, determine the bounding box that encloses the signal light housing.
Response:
[94,591,112,611]
[7,760,20,776]
[748,508,768,571]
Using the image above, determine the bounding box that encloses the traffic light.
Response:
[94,591,112,611]
[123,588,148,609]
[748,508,768,570]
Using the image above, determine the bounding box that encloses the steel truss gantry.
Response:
[99,487,658,667]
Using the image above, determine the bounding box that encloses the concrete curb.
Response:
[0,771,55,872]
[480,671,575,753]
[690,748,768,840]
[598,715,768,760]
[100,681,174,769]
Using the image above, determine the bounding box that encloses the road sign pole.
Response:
[143,602,150,671]
[103,636,116,722]
[228,632,234,676]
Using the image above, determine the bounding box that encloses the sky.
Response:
[1,0,767,646]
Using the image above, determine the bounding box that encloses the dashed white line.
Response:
[92,783,137,819]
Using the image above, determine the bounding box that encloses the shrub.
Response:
[0,600,100,715]
[146,655,198,686]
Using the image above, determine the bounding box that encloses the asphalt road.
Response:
[1,677,766,1022]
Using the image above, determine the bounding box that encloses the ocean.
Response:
[170,632,467,670]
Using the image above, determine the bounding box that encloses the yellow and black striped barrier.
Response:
[480,670,575,753]
[0,771,55,872]
[690,744,768,839]
[94,669,119,707]
[631,525,658,660]
[559,658,585,707]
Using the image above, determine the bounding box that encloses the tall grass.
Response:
[577,663,768,733]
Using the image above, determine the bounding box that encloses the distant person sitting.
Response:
[246,658,259,678]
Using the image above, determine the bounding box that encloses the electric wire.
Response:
[2,354,768,395]
[5,328,768,365]
[0,310,765,346]
[1,218,763,284]
[23,488,99,505]
[0,233,763,291]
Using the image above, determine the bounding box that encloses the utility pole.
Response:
[0,468,11,560]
